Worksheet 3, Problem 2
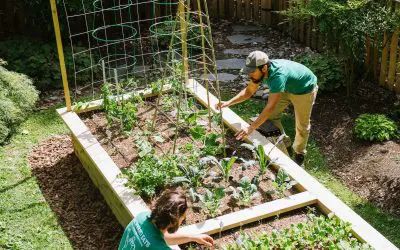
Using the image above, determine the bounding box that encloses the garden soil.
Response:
[28,135,123,250]
[311,82,400,216]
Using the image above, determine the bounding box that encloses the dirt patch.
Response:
[28,135,123,249]
[311,82,400,216]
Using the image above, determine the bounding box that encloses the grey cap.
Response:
[240,51,269,74]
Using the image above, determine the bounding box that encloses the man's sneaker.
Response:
[294,153,305,166]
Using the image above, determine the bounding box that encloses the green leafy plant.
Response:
[101,82,141,131]
[231,177,259,207]
[238,158,258,171]
[283,0,399,87]
[123,155,176,198]
[0,63,39,144]
[0,39,100,90]
[190,126,224,156]
[270,169,297,198]
[241,143,270,175]
[294,53,345,91]
[200,156,237,182]
[172,162,206,202]
[196,187,225,218]
[134,135,154,158]
[72,101,90,113]
[223,213,372,249]
[354,114,398,141]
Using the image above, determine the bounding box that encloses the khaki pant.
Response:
[269,86,318,154]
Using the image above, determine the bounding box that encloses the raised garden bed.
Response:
[80,93,299,225]
[57,80,397,249]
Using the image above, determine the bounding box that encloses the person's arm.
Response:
[235,93,281,140]
[164,232,213,247]
[249,92,281,129]
[215,81,259,109]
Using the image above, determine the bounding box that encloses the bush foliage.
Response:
[354,114,398,142]
[0,61,39,144]
[295,53,345,91]
[0,38,98,91]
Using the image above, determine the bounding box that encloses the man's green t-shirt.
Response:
[119,211,171,250]
[261,59,317,94]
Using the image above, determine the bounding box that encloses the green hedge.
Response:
[0,38,97,91]
[294,53,346,92]
[0,61,39,144]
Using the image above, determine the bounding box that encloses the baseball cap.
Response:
[240,51,269,74]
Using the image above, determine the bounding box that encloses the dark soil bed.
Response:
[28,135,123,250]
[80,95,299,226]
[312,82,400,216]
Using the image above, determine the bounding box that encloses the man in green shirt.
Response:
[216,51,318,165]
[119,188,213,250]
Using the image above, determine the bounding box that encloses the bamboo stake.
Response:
[197,0,213,130]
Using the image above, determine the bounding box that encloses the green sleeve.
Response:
[268,73,286,93]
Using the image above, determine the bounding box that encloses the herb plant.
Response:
[123,155,175,198]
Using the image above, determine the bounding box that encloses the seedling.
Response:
[196,187,225,218]
[231,176,259,207]
[190,126,224,156]
[241,143,270,175]
[199,156,238,182]
[172,164,205,201]
[270,169,297,197]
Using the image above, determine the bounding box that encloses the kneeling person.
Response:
[119,188,214,250]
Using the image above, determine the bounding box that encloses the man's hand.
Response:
[235,124,256,141]
[215,101,230,110]
[192,234,214,247]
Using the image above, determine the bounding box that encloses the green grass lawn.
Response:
[0,109,72,249]
[225,95,400,247]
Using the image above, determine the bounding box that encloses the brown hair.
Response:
[150,188,188,233]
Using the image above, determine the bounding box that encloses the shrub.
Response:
[0,63,39,144]
[294,53,346,91]
[354,114,398,142]
[0,38,99,91]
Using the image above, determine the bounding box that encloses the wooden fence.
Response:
[0,0,399,94]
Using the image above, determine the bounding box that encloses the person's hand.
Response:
[193,234,214,247]
[235,124,256,141]
[215,101,229,110]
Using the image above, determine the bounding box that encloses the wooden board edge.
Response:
[57,84,173,114]
[57,109,149,227]
[178,191,317,235]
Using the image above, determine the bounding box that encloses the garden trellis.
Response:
[52,0,397,249]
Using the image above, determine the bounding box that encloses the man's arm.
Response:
[250,92,281,129]
[235,92,281,140]
[216,81,259,109]
[164,232,213,247]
